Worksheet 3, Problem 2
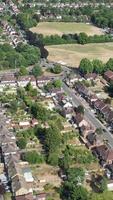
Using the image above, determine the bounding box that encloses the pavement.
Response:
[62,82,113,148]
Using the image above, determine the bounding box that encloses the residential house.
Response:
[88,94,98,105]
[16,193,33,200]
[2,143,18,157]
[75,83,90,99]
[17,76,36,87]
[86,133,103,149]
[84,73,98,81]
[19,121,31,129]
[61,107,73,119]
[11,175,32,197]
[37,76,51,87]
[0,74,17,87]
[73,114,88,128]
[104,70,113,82]
[35,193,46,200]
[92,145,113,166]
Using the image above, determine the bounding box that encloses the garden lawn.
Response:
[30,22,103,36]
[46,43,113,67]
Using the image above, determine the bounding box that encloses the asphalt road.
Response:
[63,82,113,148]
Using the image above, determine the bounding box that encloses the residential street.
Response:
[63,82,113,148]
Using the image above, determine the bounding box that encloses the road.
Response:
[63,82,113,148]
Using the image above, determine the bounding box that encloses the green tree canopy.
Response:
[52,64,62,74]
[17,137,27,149]
[32,64,43,78]
[79,58,93,74]
[19,66,28,76]
[93,59,104,74]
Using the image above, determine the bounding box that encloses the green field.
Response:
[46,43,113,67]
[31,22,103,36]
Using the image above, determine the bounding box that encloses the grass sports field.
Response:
[31,22,103,36]
[46,43,113,67]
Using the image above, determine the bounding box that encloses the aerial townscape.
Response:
[2,0,113,200]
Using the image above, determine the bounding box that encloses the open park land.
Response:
[46,43,113,67]
[31,22,103,36]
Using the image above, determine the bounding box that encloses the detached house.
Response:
[84,73,98,81]
[104,70,113,82]
[17,76,36,87]
[37,76,51,87]
[92,145,113,166]
[0,74,17,87]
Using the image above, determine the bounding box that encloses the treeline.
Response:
[16,9,39,30]
[91,8,113,28]
[0,43,40,69]
[79,58,113,75]
[39,32,113,45]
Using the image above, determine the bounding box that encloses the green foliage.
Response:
[19,66,28,76]
[32,64,43,77]
[44,125,62,165]
[106,82,113,97]
[31,103,50,122]
[67,167,85,185]
[93,59,104,74]
[106,58,113,71]
[16,11,38,30]
[93,175,107,193]
[16,43,41,66]
[59,146,96,170]
[76,105,84,115]
[52,64,62,74]
[17,138,27,149]
[79,58,93,74]
[0,43,41,70]
[61,182,88,200]
[53,79,62,88]
[22,151,44,164]
[78,32,88,44]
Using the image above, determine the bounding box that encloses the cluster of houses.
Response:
[6,0,20,15]
[1,21,26,47]
[104,70,113,83]
[0,2,6,13]
[0,74,52,89]
[65,72,99,87]
[75,80,113,126]
[0,111,47,200]
[0,112,35,200]
[56,91,113,190]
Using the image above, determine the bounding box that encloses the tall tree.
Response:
[79,58,93,74]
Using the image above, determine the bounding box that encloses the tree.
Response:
[53,80,62,88]
[16,43,41,65]
[32,64,43,78]
[93,175,107,193]
[76,105,84,115]
[96,128,103,135]
[22,151,44,164]
[19,66,28,76]
[107,82,113,97]
[67,167,85,185]
[17,138,27,149]
[31,103,50,122]
[106,58,113,71]
[61,182,88,200]
[44,125,62,166]
[79,58,93,74]
[78,32,88,44]
[52,64,62,74]
[93,59,104,74]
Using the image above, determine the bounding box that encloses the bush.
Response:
[17,138,27,149]
[22,151,44,164]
